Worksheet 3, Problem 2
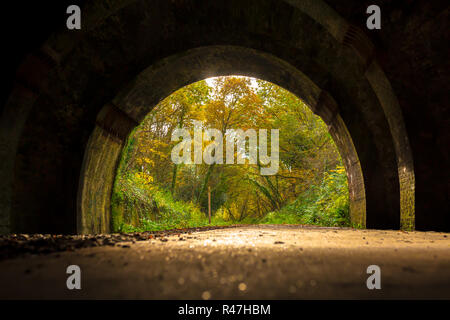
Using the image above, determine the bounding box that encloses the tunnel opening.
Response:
[109,76,353,232]
[1,0,450,302]
[1,0,427,235]
[77,45,377,234]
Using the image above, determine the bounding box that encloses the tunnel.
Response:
[0,0,448,235]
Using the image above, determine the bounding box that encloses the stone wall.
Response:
[78,104,138,234]
[2,0,448,233]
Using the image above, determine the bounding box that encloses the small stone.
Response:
[201,291,211,300]
[238,283,247,291]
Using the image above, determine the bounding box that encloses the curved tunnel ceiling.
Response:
[1,0,438,234]
[79,45,367,233]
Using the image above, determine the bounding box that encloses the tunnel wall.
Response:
[4,0,448,234]
[0,85,37,234]
[330,116,366,227]
[78,103,138,234]
[77,127,122,234]
[2,0,401,233]
[78,45,367,233]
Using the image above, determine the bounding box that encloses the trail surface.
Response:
[0,225,449,299]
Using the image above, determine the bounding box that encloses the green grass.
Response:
[116,216,237,233]
[112,171,240,232]
[112,166,351,233]
[261,166,351,228]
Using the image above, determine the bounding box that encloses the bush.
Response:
[112,170,238,232]
[112,166,351,232]
[261,166,350,227]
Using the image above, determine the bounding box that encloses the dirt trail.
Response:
[0,225,449,299]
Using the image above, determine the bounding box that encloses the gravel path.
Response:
[0,225,449,299]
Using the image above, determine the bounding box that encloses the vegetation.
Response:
[261,166,350,227]
[111,76,350,232]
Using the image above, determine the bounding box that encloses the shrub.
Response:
[261,166,350,227]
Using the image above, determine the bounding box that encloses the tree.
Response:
[112,76,348,229]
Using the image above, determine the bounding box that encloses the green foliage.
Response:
[112,167,236,232]
[111,76,353,232]
[261,166,350,227]
[113,172,205,232]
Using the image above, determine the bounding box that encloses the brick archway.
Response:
[3,0,442,234]
[78,45,367,233]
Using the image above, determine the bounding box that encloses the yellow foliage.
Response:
[134,171,154,186]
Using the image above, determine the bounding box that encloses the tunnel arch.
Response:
[78,45,366,233]
[0,0,416,234]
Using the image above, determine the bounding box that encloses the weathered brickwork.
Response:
[399,167,415,230]
[78,126,124,234]
[313,90,366,227]
[1,0,447,234]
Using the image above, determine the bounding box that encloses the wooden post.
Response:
[208,186,211,224]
